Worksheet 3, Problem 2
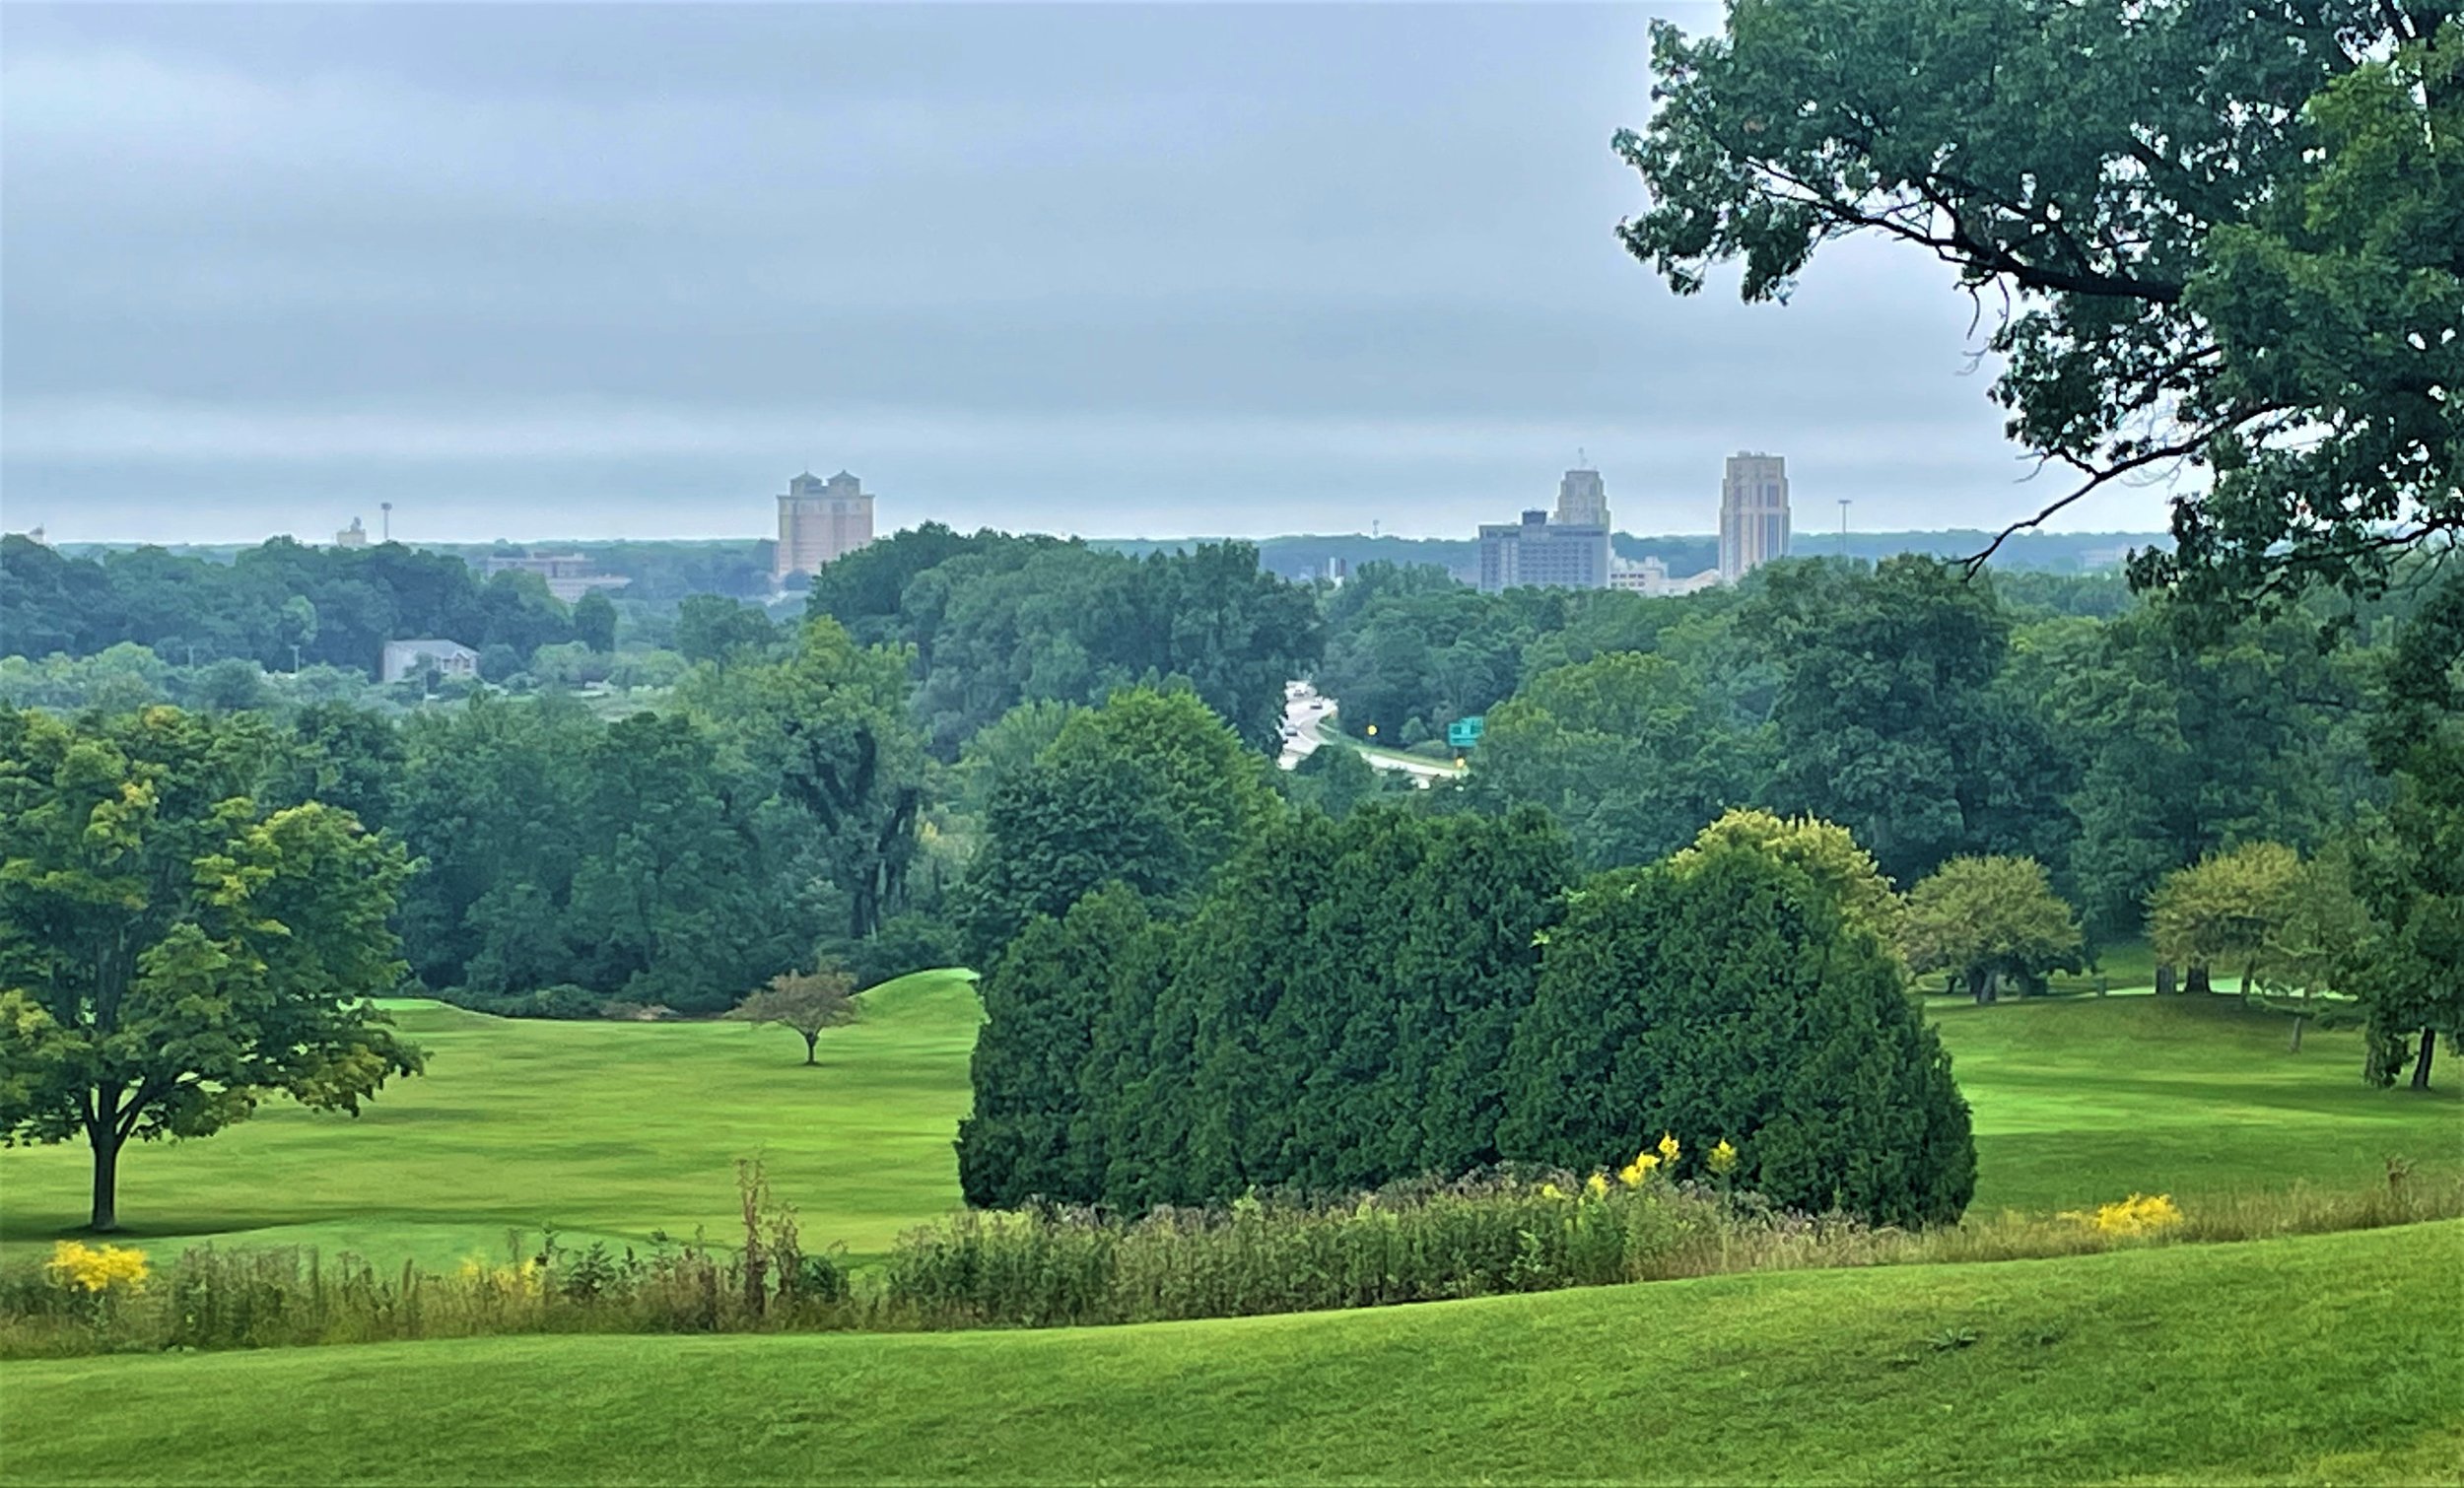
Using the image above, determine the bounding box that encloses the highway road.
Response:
[1276,682,1458,785]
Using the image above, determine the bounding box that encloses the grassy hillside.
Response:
[1936,992,2461,1212]
[5,1221,2455,1485]
[0,970,982,1267]
[2,973,2451,1270]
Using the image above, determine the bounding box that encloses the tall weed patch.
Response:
[5,1162,2452,1357]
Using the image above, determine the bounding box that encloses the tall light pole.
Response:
[1837,499,1852,562]
[381,502,393,542]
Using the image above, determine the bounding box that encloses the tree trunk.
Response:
[802,1031,820,1067]
[2156,963,2178,996]
[2288,1015,2304,1053]
[2412,1030,2436,1092]
[87,1121,122,1233]
[1968,967,1994,1004]
[2186,963,2213,997]
[2238,962,2254,1010]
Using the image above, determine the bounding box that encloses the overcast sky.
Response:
[1,3,2174,545]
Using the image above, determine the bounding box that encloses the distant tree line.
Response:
[1,534,584,674]
[1331,554,2399,951]
[805,526,1322,757]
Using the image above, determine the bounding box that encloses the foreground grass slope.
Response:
[0,971,982,1265]
[7,1222,2456,1485]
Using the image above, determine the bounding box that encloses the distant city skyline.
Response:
[2,5,2193,547]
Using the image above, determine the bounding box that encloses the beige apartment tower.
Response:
[775,470,875,581]
[1719,452,1790,582]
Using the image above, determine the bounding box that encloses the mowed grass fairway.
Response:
[2,975,2455,1269]
[0,971,982,1267]
[1936,993,2463,1212]
[6,1222,2457,1485]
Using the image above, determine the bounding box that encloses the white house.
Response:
[380,639,480,685]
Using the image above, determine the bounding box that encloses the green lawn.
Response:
[0,970,983,1269]
[5,1220,2455,1484]
[1934,992,2462,1213]
[4,968,2453,1273]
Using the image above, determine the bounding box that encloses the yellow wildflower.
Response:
[46,1240,148,1293]
[2065,1193,2184,1237]
[1540,1182,1568,1201]
[1584,1172,1609,1200]
[1657,1132,1680,1164]
[1708,1139,1740,1176]
[1618,1152,1662,1186]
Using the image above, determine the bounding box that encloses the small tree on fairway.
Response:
[2150,843,2301,1001]
[0,708,420,1232]
[1902,855,2086,1002]
[732,966,857,1065]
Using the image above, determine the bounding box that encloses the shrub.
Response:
[1501,839,1976,1227]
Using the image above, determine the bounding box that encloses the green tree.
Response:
[1668,807,1904,948]
[958,884,1162,1207]
[954,687,1273,966]
[1472,651,1753,868]
[675,594,778,665]
[729,965,858,1066]
[2350,571,2464,1089]
[2012,603,2365,941]
[2149,842,2303,999]
[571,589,619,654]
[1502,838,1974,1228]
[684,617,928,942]
[2256,843,2378,1054]
[1901,855,2087,1002]
[0,708,420,1231]
[1744,559,2065,887]
[1619,0,2459,603]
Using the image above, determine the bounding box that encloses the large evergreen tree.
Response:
[1502,835,1975,1227]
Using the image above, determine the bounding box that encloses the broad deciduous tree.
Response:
[730,966,858,1066]
[1619,0,2461,604]
[2149,841,2302,998]
[1902,854,2087,1001]
[0,708,420,1231]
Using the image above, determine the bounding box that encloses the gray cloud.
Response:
[1,3,2174,543]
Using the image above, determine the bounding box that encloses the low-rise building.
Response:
[1608,556,1722,596]
[335,517,370,549]
[380,639,479,685]
[473,553,631,604]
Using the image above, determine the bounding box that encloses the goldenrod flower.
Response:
[2067,1193,2183,1237]
[1657,1132,1680,1164]
[1584,1172,1609,1199]
[46,1240,148,1293]
[1708,1139,1739,1176]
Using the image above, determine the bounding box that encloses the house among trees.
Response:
[379,639,479,685]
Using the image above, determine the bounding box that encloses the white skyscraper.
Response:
[1719,453,1790,582]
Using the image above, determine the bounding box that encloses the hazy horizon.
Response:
[3,4,2192,547]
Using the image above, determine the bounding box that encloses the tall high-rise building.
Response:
[775,470,875,581]
[1554,466,1608,527]
[1477,466,1612,594]
[1718,452,1790,582]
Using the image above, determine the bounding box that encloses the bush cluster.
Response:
[962,807,1978,1228]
